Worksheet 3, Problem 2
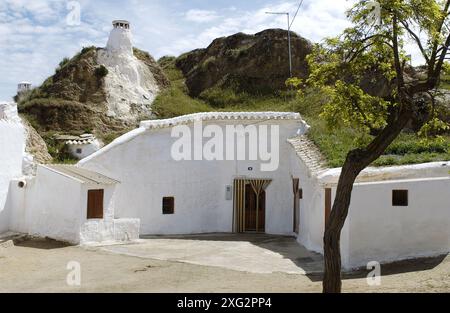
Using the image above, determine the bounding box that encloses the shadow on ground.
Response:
[14,238,71,250]
[141,233,324,277]
[141,233,448,282]
[340,254,449,280]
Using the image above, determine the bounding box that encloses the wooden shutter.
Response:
[87,189,104,219]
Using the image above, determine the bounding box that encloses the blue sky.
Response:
[0,0,358,101]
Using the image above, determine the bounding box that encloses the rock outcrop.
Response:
[18,46,169,138]
[21,118,52,164]
[176,29,312,97]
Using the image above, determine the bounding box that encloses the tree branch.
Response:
[392,13,406,100]
[400,20,430,64]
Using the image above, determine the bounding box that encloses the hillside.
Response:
[154,30,450,168]
[176,29,312,98]
[17,28,449,166]
[17,46,169,162]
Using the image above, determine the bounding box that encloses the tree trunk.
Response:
[323,161,358,293]
[322,108,413,293]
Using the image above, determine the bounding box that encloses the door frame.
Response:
[233,178,271,233]
[293,178,300,234]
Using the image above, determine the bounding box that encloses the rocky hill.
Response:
[17,45,169,163]
[176,29,312,97]
[18,46,169,140]
[16,27,448,165]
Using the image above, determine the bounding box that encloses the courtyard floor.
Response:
[0,234,449,292]
[98,234,324,275]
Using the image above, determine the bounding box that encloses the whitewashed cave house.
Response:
[1,107,449,268]
[73,112,450,269]
[55,134,102,160]
[0,104,139,244]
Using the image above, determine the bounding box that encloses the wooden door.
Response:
[258,190,266,232]
[245,184,257,231]
[245,184,266,232]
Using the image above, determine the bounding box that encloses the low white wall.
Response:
[7,178,29,234]
[8,165,123,244]
[343,177,450,269]
[79,185,116,244]
[113,218,140,242]
[22,166,84,243]
[0,119,25,233]
[289,146,326,253]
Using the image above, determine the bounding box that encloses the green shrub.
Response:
[199,87,248,108]
[95,65,109,78]
[385,134,449,155]
[81,46,96,55]
[43,134,78,164]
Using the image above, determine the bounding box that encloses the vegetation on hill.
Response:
[176,29,312,97]
[15,29,449,167]
[16,46,169,164]
[155,55,450,168]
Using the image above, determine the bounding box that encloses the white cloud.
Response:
[185,9,219,23]
[162,0,353,58]
[6,0,413,101]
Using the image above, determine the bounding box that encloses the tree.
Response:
[297,0,450,293]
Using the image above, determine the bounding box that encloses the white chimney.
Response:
[106,20,133,56]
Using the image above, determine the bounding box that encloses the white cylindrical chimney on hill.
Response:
[17,82,32,94]
[106,20,133,55]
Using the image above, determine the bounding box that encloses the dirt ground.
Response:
[0,238,449,293]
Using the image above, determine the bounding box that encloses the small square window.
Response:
[392,190,408,206]
[76,148,82,154]
[162,197,175,215]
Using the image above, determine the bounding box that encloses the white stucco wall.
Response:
[8,164,137,245]
[99,25,159,120]
[7,178,29,234]
[342,177,450,269]
[80,119,303,236]
[290,142,449,268]
[0,104,25,234]
[22,166,84,243]
[106,26,133,55]
[79,185,116,244]
[67,140,101,160]
[289,146,325,253]
[8,165,118,244]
